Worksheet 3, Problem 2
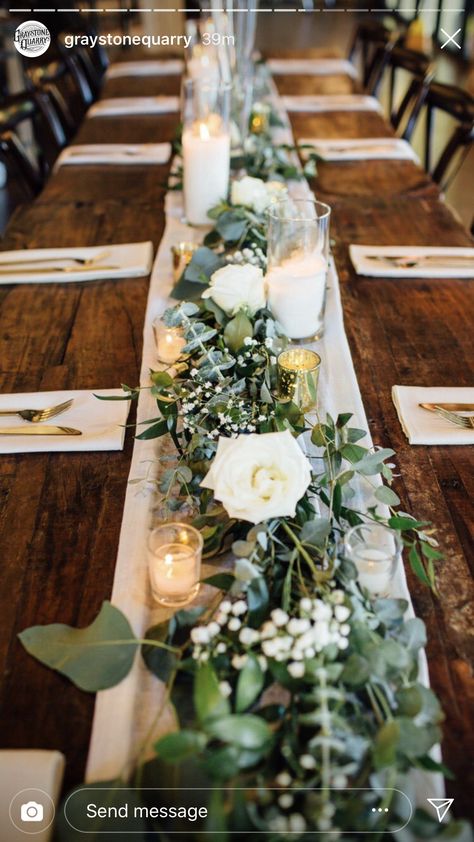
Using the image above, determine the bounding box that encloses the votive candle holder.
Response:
[148,522,203,608]
[277,348,321,412]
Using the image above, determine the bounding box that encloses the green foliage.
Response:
[236,654,264,712]
[154,730,207,762]
[194,662,230,724]
[18,602,137,692]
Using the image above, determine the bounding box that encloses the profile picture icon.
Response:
[13,20,51,58]
[20,801,44,822]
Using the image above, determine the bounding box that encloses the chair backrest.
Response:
[367,43,435,140]
[0,89,67,175]
[423,82,474,188]
[0,130,43,200]
[348,19,401,89]
[23,42,95,127]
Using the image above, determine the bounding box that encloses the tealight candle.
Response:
[344,524,401,597]
[277,348,321,413]
[152,317,186,365]
[148,523,203,607]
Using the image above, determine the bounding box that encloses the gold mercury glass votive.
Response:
[250,111,269,135]
[277,348,321,413]
[171,241,199,282]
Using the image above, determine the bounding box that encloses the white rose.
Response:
[200,430,312,524]
[231,176,268,212]
[231,176,287,214]
[202,263,265,316]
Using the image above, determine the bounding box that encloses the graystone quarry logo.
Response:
[14,20,51,57]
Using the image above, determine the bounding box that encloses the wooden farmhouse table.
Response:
[0,59,472,821]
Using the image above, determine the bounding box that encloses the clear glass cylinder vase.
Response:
[266,198,331,341]
[182,77,231,226]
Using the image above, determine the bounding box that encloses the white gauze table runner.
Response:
[86,82,443,814]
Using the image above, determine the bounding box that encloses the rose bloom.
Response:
[231,176,287,214]
[202,263,266,316]
[201,430,312,524]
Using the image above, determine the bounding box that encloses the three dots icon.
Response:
[372,808,389,813]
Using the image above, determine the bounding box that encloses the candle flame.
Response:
[164,553,173,566]
[199,121,210,141]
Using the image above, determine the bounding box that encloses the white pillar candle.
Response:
[149,543,199,604]
[266,252,327,340]
[183,118,230,226]
[187,54,219,84]
[353,547,393,596]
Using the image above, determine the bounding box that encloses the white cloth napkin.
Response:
[106,59,183,79]
[0,749,64,841]
[268,57,358,79]
[88,97,180,117]
[282,95,383,114]
[350,245,474,279]
[392,386,474,445]
[0,242,153,285]
[55,143,171,168]
[0,389,132,453]
[298,137,419,162]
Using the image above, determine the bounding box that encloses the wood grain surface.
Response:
[0,66,473,821]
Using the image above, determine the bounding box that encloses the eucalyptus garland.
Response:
[18,135,471,842]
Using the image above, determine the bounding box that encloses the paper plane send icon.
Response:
[427,799,454,823]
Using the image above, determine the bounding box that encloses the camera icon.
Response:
[20,801,44,822]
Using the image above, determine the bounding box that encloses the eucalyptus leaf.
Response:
[194,662,230,725]
[142,623,177,683]
[202,573,235,591]
[300,517,331,547]
[236,654,264,713]
[396,718,441,758]
[183,247,225,284]
[224,312,253,353]
[136,419,168,440]
[397,618,427,652]
[247,576,269,628]
[353,448,396,476]
[206,714,271,750]
[373,719,400,769]
[374,485,401,506]
[154,730,207,762]
[215,210,248,242]
[18,601,137,692]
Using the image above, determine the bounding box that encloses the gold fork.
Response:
[433,406,474,430]
[0,398,73,423]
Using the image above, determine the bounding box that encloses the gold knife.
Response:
[0,266,119,276]
[419,402,474,412]
[0,425,82,435]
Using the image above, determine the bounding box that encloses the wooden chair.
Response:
[0,89,67,177]
[348,19,401,90]
[366,43,435,141]
[0,130,43,199]
[423,82,474,189]
[23,43,95,130]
